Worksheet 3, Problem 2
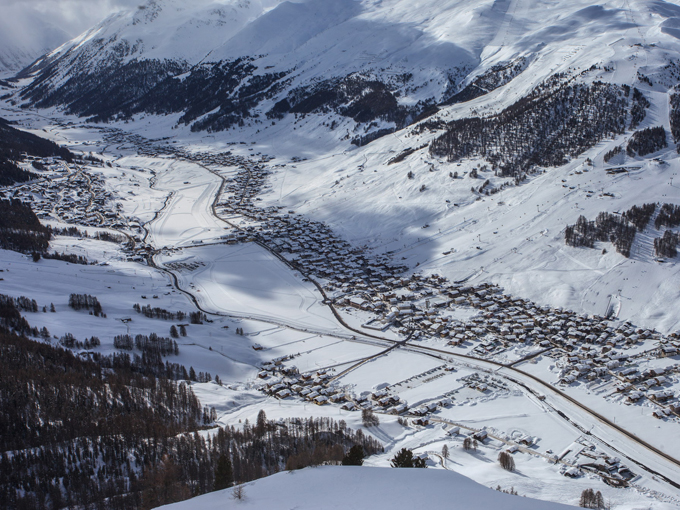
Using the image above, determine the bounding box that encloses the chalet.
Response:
[652,408,671,419]
[472,430,488,442]
[644,376,668,388]
[649,390,674,402]
[276,389,292,399]
[313,395,328,405]
[518,436,535,446]
[563,467,582,478]
[412,406,429,416]
[389,403,408,415]
[626,391,643,403]
[267,383,286,393]
[348,296,369,310]
[660,345,678,357]
[372,389,389,400]
[378,396,399,407]
[412,417,430,426]
[619,367,638,382]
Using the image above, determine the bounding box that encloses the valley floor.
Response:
[1,104,679,509]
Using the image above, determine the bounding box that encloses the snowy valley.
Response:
[2,0,680,509]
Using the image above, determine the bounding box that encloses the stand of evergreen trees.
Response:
[0,199,51,253]
[68,293,103,316]
[669,91,680,149]
[114,332,179,356]
[654,203,680,229]
[565,212,638,257]
[134,303,187,322]
[626,126,667,157]
[603,145,623,163]
[654,230,679,258]
[51,226,126,244]
[565,203,656,257]
[566,202,680,259]
[0,294,42,337]
[427,77,648,177]
[0,116,73,186]
[0,317,382,510]
[43,251,92,265]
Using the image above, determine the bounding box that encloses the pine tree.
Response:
[213,454,233,491]
[256,410,267,437]
[391,448,414,468]
[342,445,365,466]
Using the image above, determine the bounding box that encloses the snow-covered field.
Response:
[157,466,579,510]
[1,102,679,510]
[4,0,680,508]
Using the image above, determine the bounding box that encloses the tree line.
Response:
[134,302,187,322]
[113,332,179,357]
[68,293,103,316]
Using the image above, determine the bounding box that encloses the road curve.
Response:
[149,153,680,489]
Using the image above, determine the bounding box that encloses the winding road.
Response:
[140,150,680,490]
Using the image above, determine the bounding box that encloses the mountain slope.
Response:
[156,465,577,510]
[11,0,680,330]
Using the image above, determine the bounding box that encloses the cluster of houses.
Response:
[2,157,123,230]
[169,135,680,427]
[257,360,460,419]
[39,128,676,431]
[576,451,635,485]
[258,364,349,407]
[460,372,508,394]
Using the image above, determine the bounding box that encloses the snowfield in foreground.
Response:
[156,465,576,510]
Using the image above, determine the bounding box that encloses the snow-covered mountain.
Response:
[12,0,680,329]
[15,0,680,139]
[0,5,72,74]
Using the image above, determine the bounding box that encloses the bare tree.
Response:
[361,408,379,427]
[579,489,605,509]
[441,444,449,459]
[232,484,247,501]
[498,451,515,471]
